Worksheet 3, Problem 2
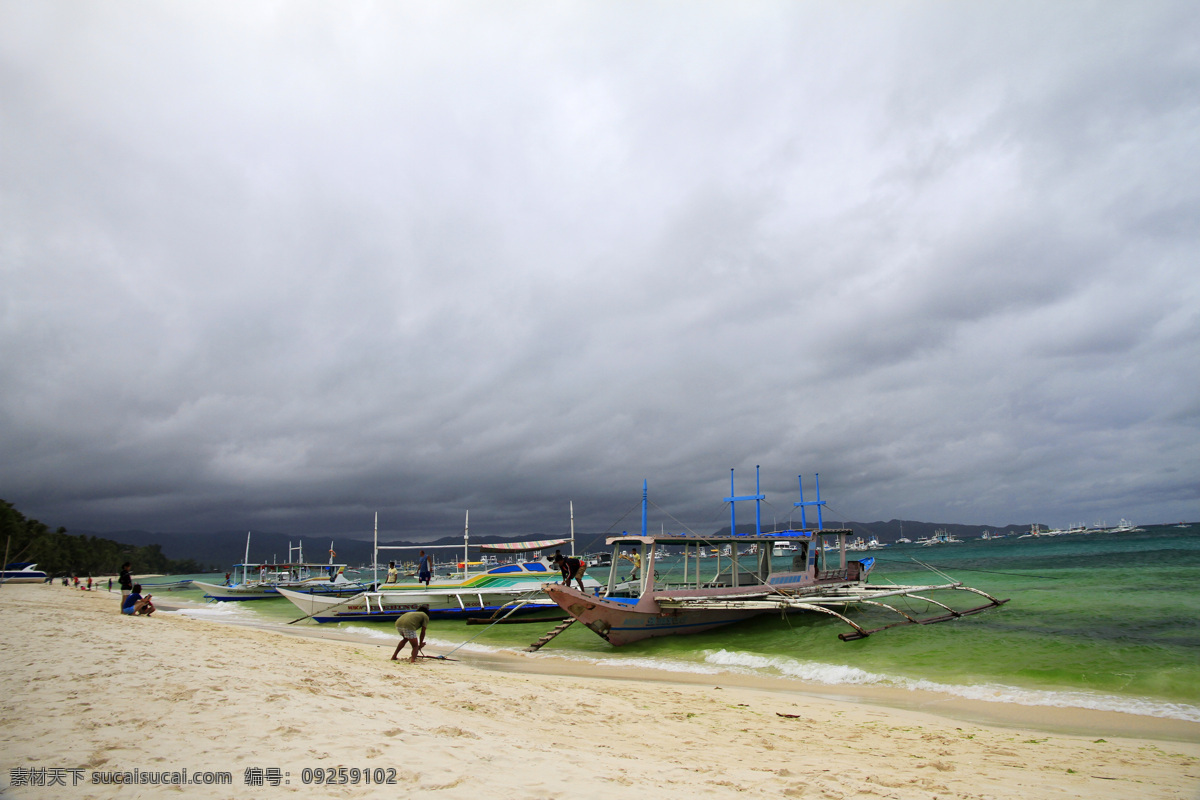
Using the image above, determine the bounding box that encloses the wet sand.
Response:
[2,583,1198,799]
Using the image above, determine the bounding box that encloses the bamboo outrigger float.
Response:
[540,468,1007,647]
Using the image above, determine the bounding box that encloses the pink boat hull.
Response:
[543,585,766,646]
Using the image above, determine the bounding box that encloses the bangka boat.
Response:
[541,470,1007,646]
[139,579,197,591]
[916,529,962,546]
[193,535,367,601]
[1,562,49,583]
[278,554,600,622]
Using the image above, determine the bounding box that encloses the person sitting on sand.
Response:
[554,553,587,592]
[391,605,430,663]
[121,584,155,616]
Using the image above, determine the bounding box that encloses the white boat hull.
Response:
[277,585,566,622]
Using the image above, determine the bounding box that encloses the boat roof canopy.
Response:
[605,529,852,546]
[478,537,570,552]
[233,562,347,569]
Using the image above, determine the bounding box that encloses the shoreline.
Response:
[179,596,1200,742]
[3,584,1198,799]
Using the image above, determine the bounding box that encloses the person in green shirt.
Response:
[391,604,431,662]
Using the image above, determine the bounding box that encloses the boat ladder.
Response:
[526,618,576,652]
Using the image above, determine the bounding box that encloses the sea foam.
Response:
[703,649,1200,722]
[162,602,250,620]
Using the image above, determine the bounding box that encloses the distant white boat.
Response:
[1,563,49,583]
[1018,524,1042,539]
[918,529,961,546]
[193,535,367,601]
[772,541,799,556]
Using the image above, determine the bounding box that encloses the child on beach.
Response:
[391,605,430,663]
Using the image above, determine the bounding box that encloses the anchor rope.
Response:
[440,589,547,658]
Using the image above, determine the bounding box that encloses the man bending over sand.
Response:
[554,553,587,592]
[391,605,430,663]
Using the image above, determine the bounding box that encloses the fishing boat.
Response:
[1017,524,1043,539]
[139,579,197,591]
[917,529,962,546]
[1,562,49,583]
[540,469,1007,647]
[279,508,601,622]
[278,551,600,622]
[772,541,799,556]
[192,535,367,601]
[585,552,613,568]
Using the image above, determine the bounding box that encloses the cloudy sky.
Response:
[2,2,1197,542]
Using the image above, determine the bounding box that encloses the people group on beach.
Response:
[391,604,430,663]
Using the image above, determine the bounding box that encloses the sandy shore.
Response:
[1,584,1198,799]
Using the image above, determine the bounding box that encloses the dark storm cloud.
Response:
[1,2,1197,541]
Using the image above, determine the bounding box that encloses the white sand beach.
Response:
[1,583,1197,799]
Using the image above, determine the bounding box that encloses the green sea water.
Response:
[164,524,1200,722]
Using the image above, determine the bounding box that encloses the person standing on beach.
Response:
[118,563,132,609]
[107,577,112,592]
[391,604,430,662]
[417,551,431,586]
[386,561,398,584]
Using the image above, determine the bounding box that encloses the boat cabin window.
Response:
[791,542,809,573]
[488,564,523,574]
[757,547,772,579]
[523,562,547,572]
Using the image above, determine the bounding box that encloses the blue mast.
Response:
[794,473,826,530]
[641,479,648,536]
[725,465,766,536]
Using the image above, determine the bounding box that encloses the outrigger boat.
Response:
[278,513,601,623]
[541,469,1007,646]
[193,534,367,601]
[139,579,198,591]
[277,556,596,622]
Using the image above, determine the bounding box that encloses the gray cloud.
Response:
[2,2,1198,541]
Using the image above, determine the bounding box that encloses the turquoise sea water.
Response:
[162,525,1200,722]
